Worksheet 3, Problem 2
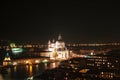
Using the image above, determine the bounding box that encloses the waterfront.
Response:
[0,62,60,80]
[0,49,120,80]
[0,38,120,80]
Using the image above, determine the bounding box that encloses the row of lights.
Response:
[12,59,48,66]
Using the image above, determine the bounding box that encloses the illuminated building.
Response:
[48,34,69,60]
[3,53,12,66]
[41,34,69,60]
[11,48,23,54]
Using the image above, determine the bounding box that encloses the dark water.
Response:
[0,62,59,80]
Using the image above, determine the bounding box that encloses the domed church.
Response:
[48,34,69,60]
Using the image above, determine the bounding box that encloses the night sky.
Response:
[1,1,120,43]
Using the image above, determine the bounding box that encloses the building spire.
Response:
[48,40,51,44]
[58,34,62,40]
[52,39,55,43]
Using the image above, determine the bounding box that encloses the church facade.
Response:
[47,34,69,60]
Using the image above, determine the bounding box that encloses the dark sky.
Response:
[1,1,120,43]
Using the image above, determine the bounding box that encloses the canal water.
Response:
[0,62,60,80]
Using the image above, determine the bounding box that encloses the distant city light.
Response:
[10,43,16,48]
[42,59,48,63]
[11,48,23,54]
[12,62,17,65]
[35,60,40,63]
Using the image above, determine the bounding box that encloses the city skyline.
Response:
[1,1,120,43]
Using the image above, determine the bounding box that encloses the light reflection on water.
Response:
[0,74,4,80]
[29,65,32,76]
[0,62,59,80]
[13,66,16,72]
